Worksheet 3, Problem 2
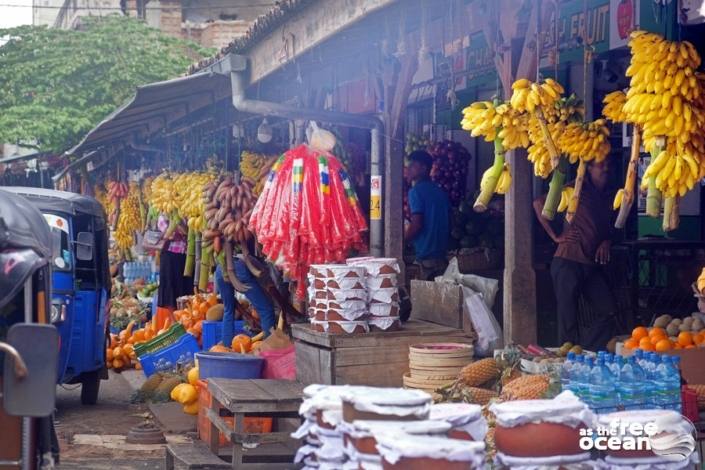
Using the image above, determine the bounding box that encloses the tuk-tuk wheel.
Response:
[80,371,101,405]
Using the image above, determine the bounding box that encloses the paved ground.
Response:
[55,371,167,469]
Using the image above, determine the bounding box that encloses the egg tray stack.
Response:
[404,343,474,398]
[346,257,401,333]
[307,264,370,335]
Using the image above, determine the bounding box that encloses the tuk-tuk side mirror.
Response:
[76,232,94,261]
[3,324,59,417]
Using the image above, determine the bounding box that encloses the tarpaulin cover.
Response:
[249,145,367,298]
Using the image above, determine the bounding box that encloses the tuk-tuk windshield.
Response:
[42,214,72,272]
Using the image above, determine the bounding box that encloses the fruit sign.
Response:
[610,0,640,49]
[370,175,382,221]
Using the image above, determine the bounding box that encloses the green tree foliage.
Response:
[0,15,213,153]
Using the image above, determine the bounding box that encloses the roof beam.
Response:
[246,0,399,84]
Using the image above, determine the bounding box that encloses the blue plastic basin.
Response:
[195,351,264,380]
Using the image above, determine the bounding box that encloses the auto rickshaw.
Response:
[0,189,60,469]
[1,187,110,405]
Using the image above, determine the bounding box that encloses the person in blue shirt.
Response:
[405,150,451,280]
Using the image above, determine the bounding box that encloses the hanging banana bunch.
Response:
[620,31,705,231]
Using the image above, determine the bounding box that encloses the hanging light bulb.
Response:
[257,118,273,143]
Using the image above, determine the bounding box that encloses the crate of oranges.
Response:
[623,314,705,352]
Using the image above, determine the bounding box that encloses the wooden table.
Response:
[292,320,474,386]
[206,379,304,469]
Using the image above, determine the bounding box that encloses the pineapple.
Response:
[500,374,550,401]
[458,358,501,387]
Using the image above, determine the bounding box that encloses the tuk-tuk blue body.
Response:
[2,187,110,404]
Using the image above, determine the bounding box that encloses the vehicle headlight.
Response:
[50,301,66,323]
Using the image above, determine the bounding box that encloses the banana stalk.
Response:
[646,138,665,218]
[193,235,201,291]
[615,125,642,229]
[541,157,569,220]
[566,159,587,224]
[536,109,561,170]
[662,196,680,232]
[183,228,196,277]
[198,240,213,292]
[473,137,505,212]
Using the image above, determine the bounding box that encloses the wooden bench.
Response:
[165,441,230,470]
[207,379,304,469]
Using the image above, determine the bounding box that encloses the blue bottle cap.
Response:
[567,352,576,360]
[634,349,643,359]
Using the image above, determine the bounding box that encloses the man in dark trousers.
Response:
[405,150,450,280]
[533,159,617,351]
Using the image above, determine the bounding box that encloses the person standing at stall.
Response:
[533,159,618,351]
[156,215,192,320]
[215,239,275,346]
[404,150,450,280]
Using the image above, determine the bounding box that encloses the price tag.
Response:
[370,175,382,220]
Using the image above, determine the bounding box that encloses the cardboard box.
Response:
[410,280,474,336]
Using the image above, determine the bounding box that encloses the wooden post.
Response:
[482,0,539,345]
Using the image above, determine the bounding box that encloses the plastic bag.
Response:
[462,285,503,357]
[436,257,499,309]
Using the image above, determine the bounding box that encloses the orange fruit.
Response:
[632,326,649,340]
[649,327,666,339]
[207,294,218,307]
[674,343,683,349]
[639,337,653,349]
[655,339,672,352]
[686,344,696,349]
[640,342,655,351]
[678,331,693,347]
[624,338,639,350]
[694,333,705,345]
[231,334,252,353]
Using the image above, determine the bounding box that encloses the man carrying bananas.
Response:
[533,159,618,351]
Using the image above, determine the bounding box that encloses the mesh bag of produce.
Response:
[249,145,367,298]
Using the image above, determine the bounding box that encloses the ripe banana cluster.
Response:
[602,91,628,123]
[558,119,611,164]
[107,181,129,204]
[494,165,512,195]
[172,172,217,232]
[461,101,529,150]
[203,176,257,243]
[642,147,701,198]
[510,78,564,115]
[557,187,575,213]
[115,183,142,251]
[149,173,178,214]
[527,117,564,178]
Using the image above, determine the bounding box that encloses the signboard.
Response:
[610,0,640,49]
[370,175,382,220]
[540,0,611,64]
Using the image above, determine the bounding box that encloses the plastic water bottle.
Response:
[628,356,649,409]
[654,355,673,410]
[666,356,682,413]
[589,357,617,414]
[618,357,641,410]
[561,352,576,391]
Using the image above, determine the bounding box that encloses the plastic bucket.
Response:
[195,352,264,380]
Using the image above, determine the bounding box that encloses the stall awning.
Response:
[65,71,232,157]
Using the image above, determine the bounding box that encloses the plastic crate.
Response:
[138,333,199,376]
[683,386,699,423]
[194,351,263,380]
[195,380,272,446]
[134,323,186,357]
[201,321,248,351]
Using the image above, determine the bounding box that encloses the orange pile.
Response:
[173,293,219,346]
[624,325,705,352]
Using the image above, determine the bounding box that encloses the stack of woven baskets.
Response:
[403,343,474,397]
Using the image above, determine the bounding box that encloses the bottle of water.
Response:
[667,356,682,413]
[628,356,648,409]
[618,357,641,410]
[589,357,617,414]
[561,352,576,391]
[653,355,673,410]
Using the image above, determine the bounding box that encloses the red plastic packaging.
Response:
[249,145,368,298]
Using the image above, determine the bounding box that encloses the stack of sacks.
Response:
[346,257,401,332]
[293,385,488,469]
[307,265,369,335]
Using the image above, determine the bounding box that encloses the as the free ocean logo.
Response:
[579,418,695,462]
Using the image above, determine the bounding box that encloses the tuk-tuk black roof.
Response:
[1,187,105,220]
[0,189,52,258]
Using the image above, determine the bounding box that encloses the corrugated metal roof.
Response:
[65,71,231,156]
